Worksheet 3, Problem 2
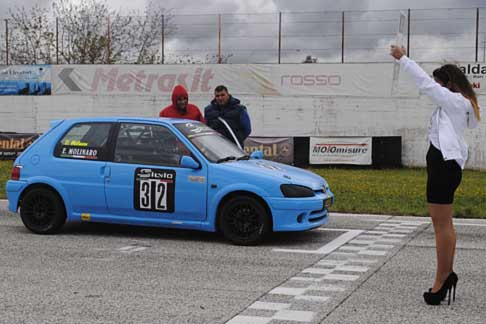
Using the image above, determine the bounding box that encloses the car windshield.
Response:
[174,122,246,163]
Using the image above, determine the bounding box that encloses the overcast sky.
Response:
[106,0,486,14]
[2,0,485,16]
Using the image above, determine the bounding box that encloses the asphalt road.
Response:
[1,200,485,324]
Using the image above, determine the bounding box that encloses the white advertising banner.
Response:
[52,63,403,97]
[50,62,483,97]
[310,137,372,165]
[456,63,485,94]
[420,62,483,94]
[52,65,217,96]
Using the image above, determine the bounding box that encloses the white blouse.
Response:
[399,55,479,169]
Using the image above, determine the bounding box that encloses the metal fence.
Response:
[1,8,486,64]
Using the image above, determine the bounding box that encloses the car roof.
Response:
[58,117,198,125]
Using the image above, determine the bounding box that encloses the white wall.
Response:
[1,63,485,170]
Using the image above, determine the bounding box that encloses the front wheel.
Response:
[20,188,66,234]
[218,196,270,245]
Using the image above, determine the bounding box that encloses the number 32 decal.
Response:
[134,168,175,212]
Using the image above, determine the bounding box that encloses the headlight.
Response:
[280,184,315,198]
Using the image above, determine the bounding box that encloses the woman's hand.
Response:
[390,45,406,60]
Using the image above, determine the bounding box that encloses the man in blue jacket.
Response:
[204,85,251,148]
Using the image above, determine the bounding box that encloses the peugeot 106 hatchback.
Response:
[6,117,334,245]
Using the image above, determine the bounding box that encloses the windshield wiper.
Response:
[237,155,250,161]
[216,156,237,163]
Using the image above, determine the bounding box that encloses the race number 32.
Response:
[139,180,167,210]
[134,168,175,212]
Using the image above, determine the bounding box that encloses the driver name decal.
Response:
[134,168,176,212]
[60,146,99,160]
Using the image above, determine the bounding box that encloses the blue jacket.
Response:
[204,96,251,147]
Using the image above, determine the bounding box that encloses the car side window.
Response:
[54,122,112,161]
[114,123,190,167]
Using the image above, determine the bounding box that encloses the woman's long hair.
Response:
[433,64,481,121]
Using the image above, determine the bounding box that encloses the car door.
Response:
[52,122,114,215]
[104,122,208,222]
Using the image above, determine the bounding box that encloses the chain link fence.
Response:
[1,8,486,64]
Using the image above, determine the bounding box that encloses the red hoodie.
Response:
[159,85,205,123]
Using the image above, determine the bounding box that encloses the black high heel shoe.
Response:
[423,272,458,305]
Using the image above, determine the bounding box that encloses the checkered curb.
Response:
[226,219,427,324]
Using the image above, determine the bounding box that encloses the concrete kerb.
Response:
[0,199,8,210]
[1,201,485,226]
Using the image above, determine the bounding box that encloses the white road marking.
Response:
[355,234,382,240]
[323,274,359,281]
[302,268,334,275]
[358,250,387,256]
[329,252,357,257]
[454,222,486,227]
[392,219,486,227]
[290,277,324,282]
[390,229,414,234]
[130,247,148,252]
[383,220,427,225]
[249,302,290,311]
[335,265,369,272]
[273,229,363,254]
[308,284,346,292]
[349,239,376,245]
[118,246,134,251]
[347,258,379,264]
[382,233,407,238]
[273,310,315,322]
[118,245,147,254]
[226,316,272,324]
[316,260,348,266]
[269,287,307,296]
[339,246,366,251]
[295,295,330,302]
[376,223,398,227]
[375,238,402,243]
[369,244,394,249]
[374,228,397,232]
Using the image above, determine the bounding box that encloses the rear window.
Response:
[54,123,112,161]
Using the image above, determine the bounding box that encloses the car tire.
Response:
[20,188,66,234]
[219,196,270,245]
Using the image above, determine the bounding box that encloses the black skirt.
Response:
[426,144,462,204]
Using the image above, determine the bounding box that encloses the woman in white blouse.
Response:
[390,45,480,305]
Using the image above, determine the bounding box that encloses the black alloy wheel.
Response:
[20,188,66,234]
[219,196,270,245]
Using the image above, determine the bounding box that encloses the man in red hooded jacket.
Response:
[159,85,205,123]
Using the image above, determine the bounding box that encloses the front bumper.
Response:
[267,192,334,231]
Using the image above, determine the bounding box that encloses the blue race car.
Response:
[6,118,333,245]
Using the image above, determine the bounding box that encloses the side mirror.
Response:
[250,150,263,160]
[180,155,200,169]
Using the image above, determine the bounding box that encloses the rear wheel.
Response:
[219,196,270,245]
[20,188,66,234]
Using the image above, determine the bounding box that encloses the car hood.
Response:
[220,159,327,190]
